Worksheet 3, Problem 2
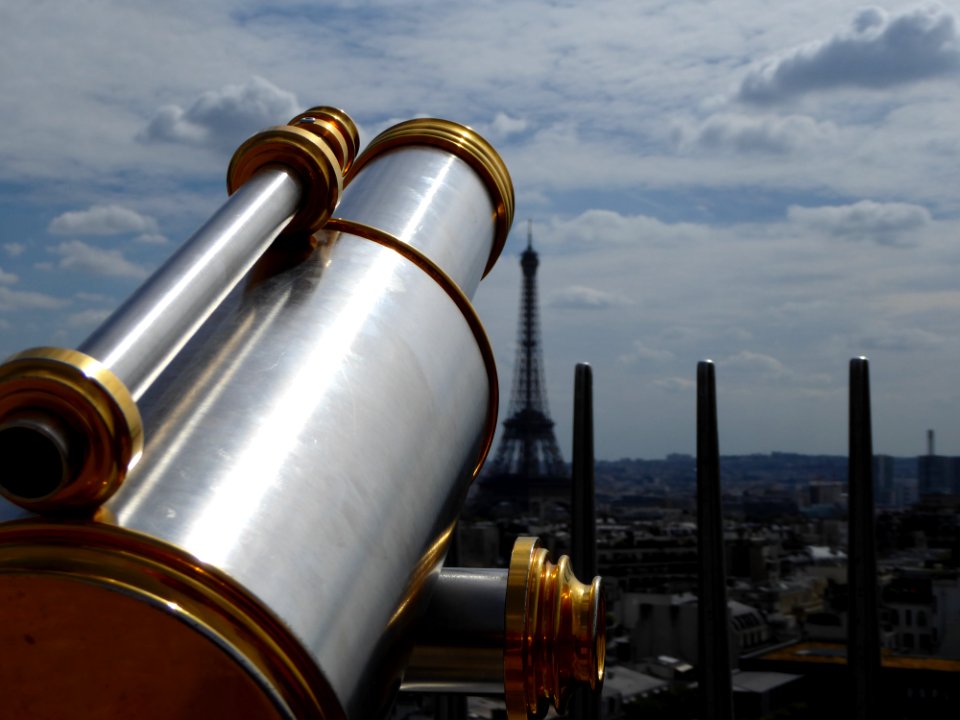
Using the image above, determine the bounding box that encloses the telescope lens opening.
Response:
[0,421,71,500]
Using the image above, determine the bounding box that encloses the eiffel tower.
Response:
[474,222,567,514]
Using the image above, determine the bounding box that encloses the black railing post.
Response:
[697,360,735,720]
[571,362,600,719]
[847,357,880,720]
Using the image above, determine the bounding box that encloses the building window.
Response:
[905,609,913,626]
[917,611,927,627]
[903,633,914,649]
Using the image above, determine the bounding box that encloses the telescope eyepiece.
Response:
[0,411,78,501]
[0,347,142,513]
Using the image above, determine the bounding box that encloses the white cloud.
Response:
[722,350,791,379]
[549,285,632,310]
[75,291,114,304]
[475,112,529,142]
[140,77,300,151]
[51,241,148,279]
[0,286,67,311]
[620,341,674,365]
[0,267,17,285]
[49,205,159,236]
[65,308,113,329]
[134,233,169,245]
[674,113,839,155]
[858,327,944,351]
[739,4,960,103]
[654,376,695,393]
[543,209,709,248]
[3,243,25,257]
[788,200,932,245]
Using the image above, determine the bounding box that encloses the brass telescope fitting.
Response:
[505,537,605,719]
[404,537,605,718]
[0,348,142,512]
[346,118,515,277]
[228,105,358,234]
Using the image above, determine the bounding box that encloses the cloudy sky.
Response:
[1,1,958,460]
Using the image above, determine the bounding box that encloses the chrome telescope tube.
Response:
[0,107,358,512]
[0,117,514,720]
[79,168,302,400]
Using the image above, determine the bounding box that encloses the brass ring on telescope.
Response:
[0,520,344,720]
[288,107,360,176]
[0,347,142,512]
[323,218,498,478]
[504,537,546,720]
[503,537,606,720]
[227,125,344,235]
[346,119,515,277]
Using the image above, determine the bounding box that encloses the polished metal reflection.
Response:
[334,147,494,297]
[106,227,491,718]
[80,168,301,399]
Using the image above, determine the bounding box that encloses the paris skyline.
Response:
[1,2,958,460]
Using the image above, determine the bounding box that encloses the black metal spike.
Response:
[847,357,880,720]
[572,362,597,581]
[696,360,734,720]
[571,362,600,720]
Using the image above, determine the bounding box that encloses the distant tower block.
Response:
[928,429,935,456]
[489,221,565,479]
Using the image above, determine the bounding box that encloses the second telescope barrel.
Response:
[80,167,301,399]
[0,107,357,511]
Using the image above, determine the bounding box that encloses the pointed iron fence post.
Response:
[847,357,880,720]
[571,362,600,719]
[696,361,734,720]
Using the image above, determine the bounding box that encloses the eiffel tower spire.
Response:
[489,221,565,478]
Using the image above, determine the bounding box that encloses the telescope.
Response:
[0,106,604,718]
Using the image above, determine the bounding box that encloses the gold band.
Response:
[346,119,515,277]
[0,347,142,512]
[227,126,340,234]
[227,107,359,235]
[289,107,360,175]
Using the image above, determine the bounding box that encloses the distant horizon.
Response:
[556,449,937,463]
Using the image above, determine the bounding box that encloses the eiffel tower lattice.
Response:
[488,221,565,479]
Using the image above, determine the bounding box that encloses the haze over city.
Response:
[1,1,958,460]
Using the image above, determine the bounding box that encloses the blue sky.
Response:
[1,1,958,460]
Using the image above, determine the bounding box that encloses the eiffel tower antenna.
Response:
[489,220,564,478]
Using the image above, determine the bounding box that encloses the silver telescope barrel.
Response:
[0,107,358,512]
[333,119,513,297]
[0,118,514,719]
[79,168,301,399]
